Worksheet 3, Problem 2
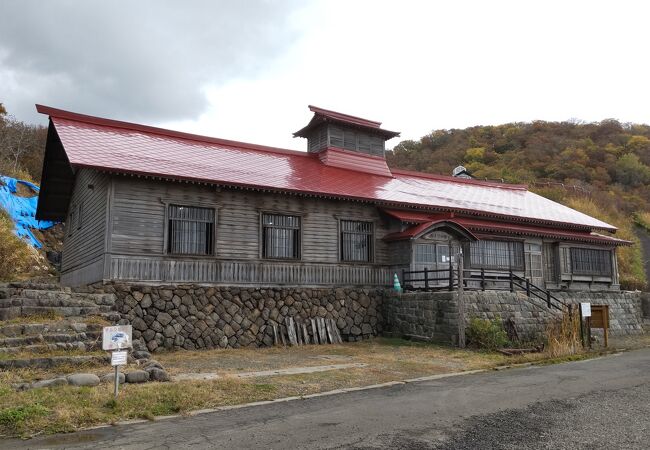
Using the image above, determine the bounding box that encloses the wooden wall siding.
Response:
[307,126,329,152]
[110,178,218,255]
[109,256,391,286]
[327,125,385,157]
[306,124,385,156]
[60,169,109,278]
[61,255,105,286]
[110,177,391,265]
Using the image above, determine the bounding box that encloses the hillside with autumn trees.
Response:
[387,119,650,290]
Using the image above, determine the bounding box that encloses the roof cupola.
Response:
[293,105,400,177]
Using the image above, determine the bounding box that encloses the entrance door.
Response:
[543,243,559,284]
[414,243,451,287]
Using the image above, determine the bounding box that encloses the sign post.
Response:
[457,249,465,349]
[102,325,132,400]
[580,303,591,348]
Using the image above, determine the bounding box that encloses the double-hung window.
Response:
[340,220,373,262]
[167,205,215,255]
[262,213,300,259]
[570,248,612,276]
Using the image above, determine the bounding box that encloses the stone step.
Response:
[0,305,113,321]
[0,332,94,348]
[0,340,93,354]
[0,297,100,309]
[0,288,115,306]
[0,321,104,337]
[0,354,109,370]
[5,282,65,291]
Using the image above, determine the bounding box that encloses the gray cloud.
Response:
[0,0,302,124]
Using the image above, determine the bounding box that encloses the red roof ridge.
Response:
[390,168,528,191]
[35,104,311,158]
[308,105,382,128]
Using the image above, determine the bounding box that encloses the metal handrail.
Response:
[401,267,568,311]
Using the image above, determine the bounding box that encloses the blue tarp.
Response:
[0,175,57,248]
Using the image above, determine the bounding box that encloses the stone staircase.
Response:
[0,282,118,321]
[0,282,120,366]
[0,320,106,354]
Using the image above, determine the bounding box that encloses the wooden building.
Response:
[35,105,629,290]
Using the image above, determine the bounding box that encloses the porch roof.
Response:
[381,209,631,246]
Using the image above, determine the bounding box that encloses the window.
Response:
[415,243,450,264]
[167,205,215,255]
[76,202,83,230]
[570,248,612,276]
[340,220,373,262]
[525,243,543,280]
[262,213,300,259]
[469,240,524,270]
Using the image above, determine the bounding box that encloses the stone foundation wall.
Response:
[384,290,643,344]
[90,284,384,352]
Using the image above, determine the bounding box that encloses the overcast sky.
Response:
[1,0,649,151]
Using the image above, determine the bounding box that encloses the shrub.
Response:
[465,318,509,350]
[0,209,33,281]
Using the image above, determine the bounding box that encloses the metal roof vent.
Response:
[452,166,472,179]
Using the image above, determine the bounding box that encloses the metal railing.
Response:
[401,266,568,312]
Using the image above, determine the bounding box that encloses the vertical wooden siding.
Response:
[108,176,392,286]
[60,169,109,284]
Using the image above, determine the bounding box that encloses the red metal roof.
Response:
[381,209,630,246]
[36,105,617,232]
[307,105,383,129]
[317,147,393,177]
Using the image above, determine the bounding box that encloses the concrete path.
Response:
[6,349,650,449]
[173,362,368,381]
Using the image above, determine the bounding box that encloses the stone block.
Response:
[125,370,150,383]
[67,373,100,387]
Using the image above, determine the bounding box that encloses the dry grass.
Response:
[0,211,34,282]
[155,338,504,376]
[0,312,65,326]
[545,310,582,358]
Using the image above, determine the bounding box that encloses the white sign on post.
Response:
[580,302,592,317]
[111,350,128,366]
[102,325,133,351]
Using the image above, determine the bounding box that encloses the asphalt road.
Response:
[6,348,650,449]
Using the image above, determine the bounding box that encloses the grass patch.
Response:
[0,404,50,436]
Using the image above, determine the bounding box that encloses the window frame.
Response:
[339,219,374,263]
[468,239,525,271]
[164,203,217,257]
[569,247,613,277]
[260,211,302,261]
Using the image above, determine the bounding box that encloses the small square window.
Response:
[262,213,300,259]
[167,205,215,255]
[340,220,373,262]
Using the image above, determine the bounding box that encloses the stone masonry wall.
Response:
[90,284,384,352]
[384,290,643,344]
